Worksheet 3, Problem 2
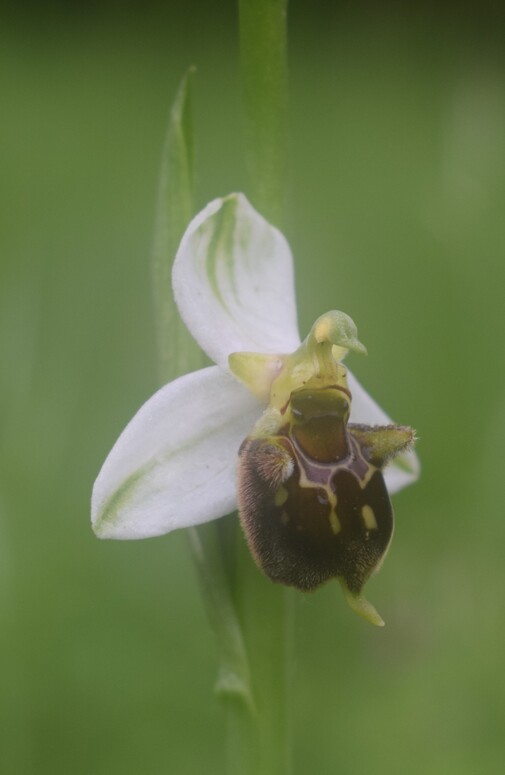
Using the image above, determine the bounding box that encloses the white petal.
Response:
[347,370,420,494]
[92,366,262,539]
[381,456,420,495]
[172,194,300,370]
[347,370,391,425]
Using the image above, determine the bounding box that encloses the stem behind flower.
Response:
[239,0,289,228]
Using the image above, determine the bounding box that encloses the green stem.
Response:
[239,0,289,228]
[227,1,293,773]
[151,69,201,380]
[232,542,293,775]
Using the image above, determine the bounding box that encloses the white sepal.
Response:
[172,194,300,371]
[92,366,261,539]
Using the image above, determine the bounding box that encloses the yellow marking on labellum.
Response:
[280,511,289,526]
[358,465,375,489]
[347,435,378,490]
[361,504,378,530]
[329,509,341,535]
[274,486,289,507]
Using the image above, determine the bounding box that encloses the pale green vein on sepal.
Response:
[206,195,239,313]
[151,67,202,381]
[93,467,149,535]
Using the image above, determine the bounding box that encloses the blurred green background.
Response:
[2,1,505,773]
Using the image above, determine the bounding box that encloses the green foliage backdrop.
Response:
[1,2,504,773]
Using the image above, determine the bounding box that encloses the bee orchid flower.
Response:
[91,193,419,625]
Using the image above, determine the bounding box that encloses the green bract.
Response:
[91,194,419,620]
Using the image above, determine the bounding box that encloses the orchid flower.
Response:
[91,193,419,625]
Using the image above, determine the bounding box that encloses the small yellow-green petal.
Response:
[228,351,286,402]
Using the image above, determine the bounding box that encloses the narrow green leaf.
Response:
[151,67,201,381]
[151,71,255,718]
[189,520,255,712]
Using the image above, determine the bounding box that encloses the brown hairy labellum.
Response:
[237,384,413,622]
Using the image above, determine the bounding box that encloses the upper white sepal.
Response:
[172,194,301,371]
